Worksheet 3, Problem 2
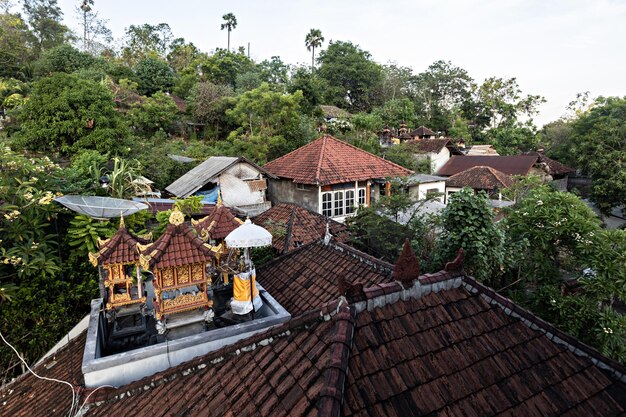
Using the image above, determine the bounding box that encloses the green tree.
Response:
[166,37,201,73]
[226,82,302,138]
[220,12,237,51]
[16,72,129,155]
[304,28,324,70]
[380,63,413,102]
[485,123,539,155]
[32,43,96,76]
[128,91,178,135]
[0,148,98,381]
[134,56,175,96]
[475,76,545,130]
[317,40,382,112]
[188,81,234,138]
[287,66,326,115]
[371,98,417,129]
[258,56,289,90]
[408,60,474,132]
[22,0,70,53]
[433,188,508,284]
[504,186,601,283]
[569,96,626,213]
[200,48,255,89]
[0,12,35,79]
[120,23,172,66]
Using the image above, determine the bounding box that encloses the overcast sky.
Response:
[51,0,626,127]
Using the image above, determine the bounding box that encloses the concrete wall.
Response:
[408,181,446,203]
[431,148,451,174]
[267,178,319,212]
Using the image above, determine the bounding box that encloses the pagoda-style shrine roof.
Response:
[89,223,150,267]
[140,210,214,270]
[192,204,243,241]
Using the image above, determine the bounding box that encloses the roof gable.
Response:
[192,204,243,241]
[253,203,349,254]
[406,138,452,154]
[264,135,413,185]
[89,226,147,266]
[257,241,394,315]
[166,156,274,197]
[140,221,213,269]
[446,166,514,189]
[438,155,538,176]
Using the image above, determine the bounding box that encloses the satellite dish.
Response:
[54,195,149,220]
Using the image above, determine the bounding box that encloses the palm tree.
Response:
[305,29,324,70]
[221,13,237,51]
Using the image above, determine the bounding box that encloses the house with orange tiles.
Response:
[263,135,413,221]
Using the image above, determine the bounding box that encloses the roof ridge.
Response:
[330,241,395,272]
[323,135,414,173]
[317,304,355,417]
[282,205,297,254]
[314,135,327,184]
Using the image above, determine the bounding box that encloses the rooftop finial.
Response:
[323,221,332,245]
[169,206,185,225]
[392,238,420,285]
[119,212,125,228]
[217,188,223,206]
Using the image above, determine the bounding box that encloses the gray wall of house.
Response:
[267,179,319,212]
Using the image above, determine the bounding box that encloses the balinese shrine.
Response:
[87,205,278,359]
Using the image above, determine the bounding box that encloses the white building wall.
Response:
[431,148,451,174]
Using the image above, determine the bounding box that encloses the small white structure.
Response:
[225,219,272,316]
[406,174,447,203]
[166,156,276,216]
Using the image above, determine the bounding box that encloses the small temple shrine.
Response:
[139,208,215,327]
[88,217,148,314]
[87,203,278,358]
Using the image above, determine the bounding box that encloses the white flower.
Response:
[38,191,54,205]
[3,210,20,221]
[536,200,543,206]
[23,192,33,201]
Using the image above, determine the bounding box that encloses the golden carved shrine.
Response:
[192,202,243,285]
[140,208,215,321]
[89,218,148,311]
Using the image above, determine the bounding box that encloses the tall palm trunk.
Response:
[311,45,315,70]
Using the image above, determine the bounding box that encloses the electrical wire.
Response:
[74,384,116,416]
[0,329,77,416]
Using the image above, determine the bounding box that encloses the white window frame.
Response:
[334,191,344,216]
[345,190,356,214]
[322,192,332,217]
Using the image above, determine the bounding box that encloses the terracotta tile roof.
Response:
[264,135,413,185]
[192,204,243,241]
[257,241,394,315]
[91,226,146,266]
[446,166,514,190]
[343,284,626,417]
[438,155,538,176]
[406,137,452,154]
[0,332,86,417]
[140,222,214,269]
[409,126,435,137]
[253,203,349,254]
[4,252,626,417]
[525,151,576,176]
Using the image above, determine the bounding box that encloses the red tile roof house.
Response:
[264,135,413,222]
[2,240,626,416]
[405,137,464,174]
[444,166,515,205]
